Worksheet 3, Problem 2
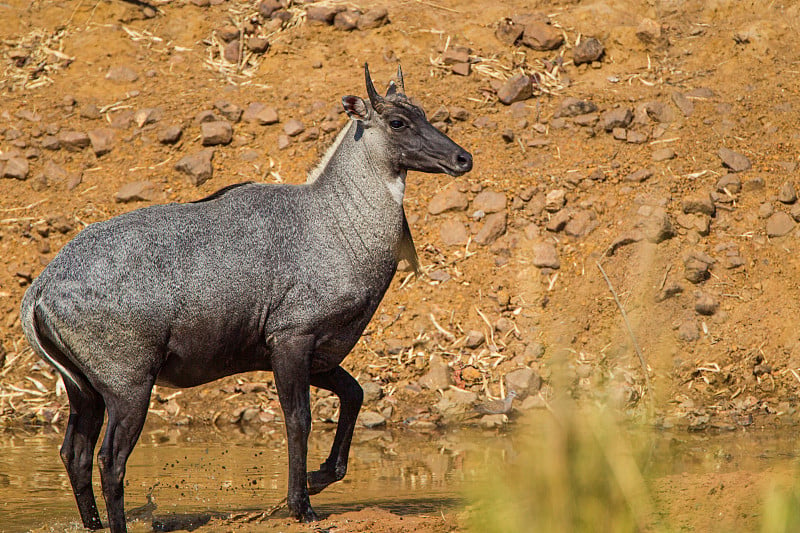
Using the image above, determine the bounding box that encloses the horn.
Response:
[396,64,405,93]
[364,62,384,113]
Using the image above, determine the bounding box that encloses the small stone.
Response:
[565,210,598,237]
[358,411,386,428]
[361,381,383,403]
[2,157,29,180]
[495,18,524,45]
[216,25,240,42]
[428,184,469,215]
[443,47,470,65]
[479,414,508,429]
[626,130,648,143]
[612,128,627,141]
[306,5,341,24]
[465,330,485,349]
[79,104,101,120]
[671,92,694,117]
[545,189,566,212]
[244,103,280,125]
[505,367,542,399]
[419,356,452,391]
[158,125,183,144]
[429,106,450,122]
[677,320,700,342]
[716,173,742,194]
[175,148,214,186]
[636,18,663,45]
[497,73,532,105]
[474,211,507,245]
[247,37,270,54]
[300,127,320,142]
[105,65,138,83]
[624,168,654,183]
[277,135,290,150]
[472,190,507,213]
[134,108,161,128]
[87,128,114,156]
[201,121,233,146]
[258,0,281,18]
[501,129,514,143]
[41,136,60,150]
[283,119,305,137]
[439,219,468,246]
[766,211,795,237]
[532,241,559,269]
[640,208,675,243]
[223,40,241,63]
[602,107,634,131]
[357,7,389,30]
[682,194,715,217]
[695,292,719,316]
[214,101,243,123]
[450,107,470,121]
[684,255,712,284]
[555,97,598,118]
[572,37,604,65]
[520,20,564,50]
[652,147,676,161]
[778,181,797,204]
[718,147,752,172]
[115,181,156,203]
[57,131,90,151]
[451,62,471,76]
[333,10,360,30]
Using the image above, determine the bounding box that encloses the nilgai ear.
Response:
[342,95,370,121]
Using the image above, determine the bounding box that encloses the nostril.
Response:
[456,152,472,169]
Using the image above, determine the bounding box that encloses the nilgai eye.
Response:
[389,119,405,130]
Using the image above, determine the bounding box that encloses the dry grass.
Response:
[1,27,73,92]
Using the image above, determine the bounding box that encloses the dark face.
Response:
[342,64,473,178]
[377,98,473,177]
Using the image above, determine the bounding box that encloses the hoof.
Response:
[307,469,339,495]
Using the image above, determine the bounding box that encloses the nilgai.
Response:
[20,64,472,532]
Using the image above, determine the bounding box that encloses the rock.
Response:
[474,211,507,245]
[479,414,508,429]
[766,211,795,237]
[361,381,383,403]
[684,253,712,284]
[572,113,598,127]
[277,135,290,150]
[435,387,478,424]
[429,106,450,123]
[641,101,673,123]
[306,5,341,24]
[247,37,270,54]
[607,231,643,256]
[520,20,563,50]
[495,18,524,45]
[695,292,719,315]
[428,184,468,214]
[216,25,240,42]
[105,65,138,83]
[602,107,634,131]
[612,128,627,141]
[134,108,162,128]
[41,135,60,150]
[79,103,101,120]
[626,130,648,144]
[532,241,559,269]
[652,147,676,161]
[555,97,597,118]
[439,218,468,246]
[472,190,506,213]
[682,194,715,217]
[546,210,570,232]
[716,173,742,193]
[624,168,654,183]
[175,148,214,186]
[419,356,452,391]
[505,367,542,399]
[2,157,28,180]
[358,411,386,428]
[640,208,675,243]
[357,7,389,30]
[283,119,305,137]
[677,320,700,342]
[115,181,156,203]
[465,330,485,349]
[544,189,566,212]
[333,10,360,30]
[201,121,233,146]
[636,18,663,45]
[451,62,471,76]
[158,125,183,144]
[450,106,470,121]
[443,47,470,65]
[718,147,752,172]
[244,103,279,125]
[223,40,241,63]
[676,213,711,236]
[671,92,694,116]
[497,73,532,105]
[258,0,281,18]
[87,128,114,156]
[779,181,797,204]
[300,127,320,143]
[572,37,604,65]
[214,101,243,123]
[565,210,598,237]
[57,131,90,151]
[791,204,800,222]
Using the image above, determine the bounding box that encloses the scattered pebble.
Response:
[175,148,214,186]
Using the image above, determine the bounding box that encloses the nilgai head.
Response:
[342,63,473,177]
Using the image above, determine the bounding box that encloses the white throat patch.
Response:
[386,171,406,205]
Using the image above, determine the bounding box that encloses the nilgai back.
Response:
[20,64,472,532]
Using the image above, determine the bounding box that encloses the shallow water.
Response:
[1,420,799,532]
